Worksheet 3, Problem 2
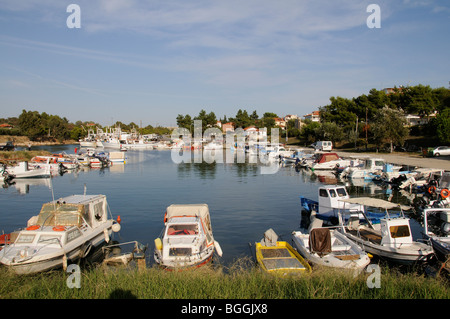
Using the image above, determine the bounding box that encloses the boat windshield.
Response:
[390,225,410,238]
[36,203,87,227]
[15,234,35,244]
[167,224,198,236]
[169,247,192,256]
[37,235,62,245]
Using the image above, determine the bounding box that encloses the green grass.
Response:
[0,259,448,299]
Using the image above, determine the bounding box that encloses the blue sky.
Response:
[0,0,449,127]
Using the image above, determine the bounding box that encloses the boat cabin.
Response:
[32,195,110,229]
[380,217,414,247]
[317,185,364,216]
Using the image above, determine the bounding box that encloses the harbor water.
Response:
[0,145,424,266]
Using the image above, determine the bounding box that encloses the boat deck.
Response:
[346,228,382,245]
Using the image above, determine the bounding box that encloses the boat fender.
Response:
[214,241,223,257]
[63,254,67,271]
[80,242,92,258]
[441,189,449,199]
[164,211,168,224]
[154,238,163,251]
[112,222,121,233]
[117,215,121,224]
[104,228,110,243]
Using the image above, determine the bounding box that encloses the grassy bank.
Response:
[0,260,448,299]
[0,150,52,164]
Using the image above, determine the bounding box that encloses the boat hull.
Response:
[255,241,312,276]
[1,223,113,275]
[343,228,433,265]
[291,229,371,271]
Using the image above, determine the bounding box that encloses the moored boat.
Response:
[255,229,311,276]
[0,194,121,274]
[154,204,222,270]
[422,208,450,260]
[291,227,371,271]
[338,197,434,265]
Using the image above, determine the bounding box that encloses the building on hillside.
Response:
[221,122,235,133]
[274,118,286,129]
[304,111,320,122]
[382,87,404,95]
[0,124,13,129]
[244,126,267,139]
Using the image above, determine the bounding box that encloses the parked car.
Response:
[432,146,450,157]
[0,141,14,151]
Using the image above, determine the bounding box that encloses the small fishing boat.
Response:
[422,208,450,260]
[300,185,391,224]
[255,229,311,276]
[0,194,121,274]
[339,197,434,265]
[6,161,51,179]
[291,227,371,271]
[309,153,352,171]
[154,204,222,270]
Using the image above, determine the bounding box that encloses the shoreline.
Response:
[2,135,449,171]
[335,150,450,171]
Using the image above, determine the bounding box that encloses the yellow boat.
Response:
[255,229,312,276]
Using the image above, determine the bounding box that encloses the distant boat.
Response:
[6,161,51,179]
[154,204,222,270]
[309,153,352,171]
[255,228,311,276]
[0,194,121,274]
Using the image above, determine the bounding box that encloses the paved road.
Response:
[335,151,450,170]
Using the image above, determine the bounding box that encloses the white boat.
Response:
[1,164,14,183]
[154,204,222,269]
[309,153,352,171]
[0,194,121,274]
[338,197,434,265]
[6,161,51,179]
[422,208,450,260]
[291,227,371,271]
[300,185,366,224]
[108,151,126,164]
[343,158,388,180]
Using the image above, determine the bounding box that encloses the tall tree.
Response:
[371,106,409,152]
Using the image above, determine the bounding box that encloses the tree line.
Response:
[177,84,450,149]
[0,110,171,142]
[1,84,449,148]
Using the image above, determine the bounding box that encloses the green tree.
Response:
[435,108,450,144]
[176,114,193,132]
[371,107,409,152]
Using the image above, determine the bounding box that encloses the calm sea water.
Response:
[0,144,422,266]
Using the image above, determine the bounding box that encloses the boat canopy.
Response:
[166,204,210,221]
[340,197,411,211]
[35,195,108,228]
[36,202,88,227]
